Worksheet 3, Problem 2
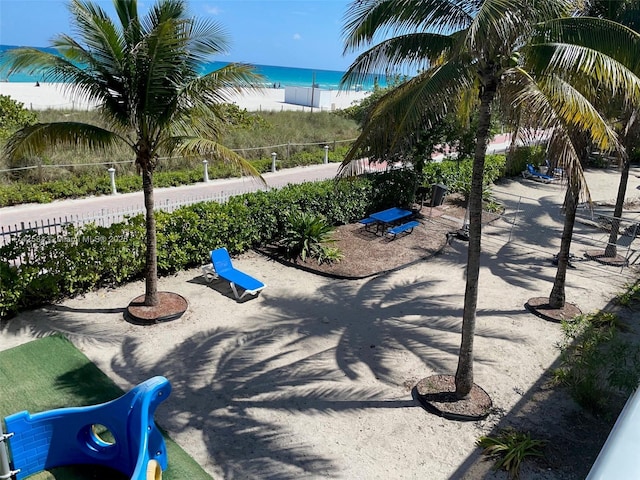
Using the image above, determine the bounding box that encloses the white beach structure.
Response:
[284,86,332,110]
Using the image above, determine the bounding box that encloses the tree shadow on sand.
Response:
[101,264,528,479]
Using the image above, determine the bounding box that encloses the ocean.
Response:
[0,45,384,91]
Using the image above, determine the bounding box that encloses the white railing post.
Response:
[324,145,329,164]
[108,167,117,195]
[0,423,18,479]
[271,152,277,173]
[202,160,209,182]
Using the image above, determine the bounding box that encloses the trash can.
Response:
[431,183,448,206]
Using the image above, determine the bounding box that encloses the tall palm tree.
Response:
[2,0,262,308]
[577,0,640,261]
[340,0,640,400]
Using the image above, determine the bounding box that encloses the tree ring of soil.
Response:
[525,296,581,323]
[413,374,492,421]
[125,291,188,325]
[584,250,628,267]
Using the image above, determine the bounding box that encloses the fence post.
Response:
[108,167,117,195]
[324,145,329,164]
[202,160,209,182]
[271,152,277,173]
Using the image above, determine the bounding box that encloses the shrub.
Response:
[477,428,546,479]
[0,176,372,318]
[420,155,506,201]
[553,311,640,415]
[279,211,342,264]
[503,145,546,177]
[0,94,37,141]
[614,279,640,307]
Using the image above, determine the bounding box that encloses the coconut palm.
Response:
[577,0,640,261]
[340,0,640,400]
[2,0,263,308]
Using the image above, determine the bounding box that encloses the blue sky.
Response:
[0,1,358,71]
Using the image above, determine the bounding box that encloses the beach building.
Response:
[284,86,333,110]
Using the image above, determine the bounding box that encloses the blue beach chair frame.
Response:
[202,247,265,300]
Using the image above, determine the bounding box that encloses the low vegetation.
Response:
[0,101,360,195]
[477,427,546,479]
[0,177,375,318]
[553,309,640,415]
[280,211,342,264]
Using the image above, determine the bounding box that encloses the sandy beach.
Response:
[0,82,370,112]
[2,165,640,479]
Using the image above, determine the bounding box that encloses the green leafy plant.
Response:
[280,211,342,264]
[477,428,546,479]
[0,177,372,319]
[553,311,640,414]
[0,94,37,141]
[615,280,640,307]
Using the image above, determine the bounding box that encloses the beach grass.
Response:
[0,335,211,480]
[1,109,359,184]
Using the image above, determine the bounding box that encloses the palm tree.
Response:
[340,0,640,403]
[2,0,263,310]
[578,0,640,261]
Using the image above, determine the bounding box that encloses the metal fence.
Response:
[3,181,639,276]
[0,188,253,246]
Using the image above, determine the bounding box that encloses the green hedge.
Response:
[0,146,353,207]
[0,157,508,319]
[0,177,381,319]
[421,155,506,199]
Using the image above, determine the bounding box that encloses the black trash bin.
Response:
[431,183,448,206]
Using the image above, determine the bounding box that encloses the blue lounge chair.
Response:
[523,164,555,183]
[202,248,265,300]
[545,159,564,178]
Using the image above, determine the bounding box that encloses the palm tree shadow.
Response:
[107,260,530,479]
[0,306,126,347]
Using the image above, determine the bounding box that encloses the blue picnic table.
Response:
[369,207,413,233]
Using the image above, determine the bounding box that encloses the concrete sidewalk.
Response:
[0,134,519,230]
[0,163,344,230]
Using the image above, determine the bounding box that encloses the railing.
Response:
[0,138,357,175]
[586,386,640,479]
[0,188,252,246]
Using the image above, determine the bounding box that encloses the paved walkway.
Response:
[0,163,346,230]
[0,135,516,231]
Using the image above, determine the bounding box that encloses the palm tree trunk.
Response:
[455,73,498,399]
[549,182,579,308]
[142,166,159,306]
[604,156,630,258]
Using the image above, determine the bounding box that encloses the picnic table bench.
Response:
[387,220,420,239]
[359,207,417,237]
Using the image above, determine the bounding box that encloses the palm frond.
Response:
[340,32,455,89]
[343,0,475,53]
[339,60,474,176]
[168,137,265,184]
[534,17,640,71]
[528,17,640,104]
[502,68,624,201]
[3,123,127,160]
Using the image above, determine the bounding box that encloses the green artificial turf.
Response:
[0,335,211,480]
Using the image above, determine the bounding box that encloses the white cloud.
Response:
[293,33,301,40]
[204,5,221,15]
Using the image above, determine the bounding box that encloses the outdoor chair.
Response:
[522,164,556,183]
[545,159,565,178]
[202,247,265,300]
